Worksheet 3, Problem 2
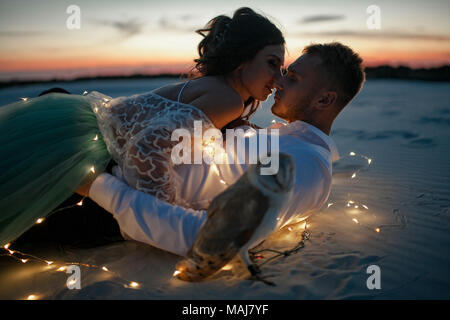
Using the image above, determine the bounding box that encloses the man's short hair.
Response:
[303,42,365,109]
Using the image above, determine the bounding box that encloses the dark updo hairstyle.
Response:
[191,7,285,120]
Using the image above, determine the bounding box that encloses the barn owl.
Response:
[175,153,295,285]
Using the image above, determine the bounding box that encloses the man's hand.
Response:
[76,180,94,197]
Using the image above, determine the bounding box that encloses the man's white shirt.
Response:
[89,120,339,256]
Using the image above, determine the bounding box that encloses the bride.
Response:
[0,7,285,245]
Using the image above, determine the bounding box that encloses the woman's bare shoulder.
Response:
[191,76,241,100]
[151,82,185,101]
[187,77,244,129]
[150,77,244,129]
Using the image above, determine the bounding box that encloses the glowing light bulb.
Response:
[129,281,139,288]
[68,279,77,286]
[220,179,226,184]
[288,227,293,231]
[352,218,359,224]
[94,107,99,113]
[46,261,53,265]
[93,134,98,141]
[21,259,28,263]
[368,158,372,164]
[221,264,233,271]
[348,200,354,204]
[90,166,95,174]
[21,97,28,101]
[354,205,359,209]
[362,205,369,210]
[57,267,66,272]
[83,91,88,95]
[327,203,333,208]
[36,218,44,224]
[8,249,14,254]
[3,243,10,249]
[349,152,356,156]
[102,266,109,272]
[173,270,181,277]
[27,294,38,300]
[375,228,380,233]
[271,119,276,123]
[351,173,356,179]
[211,163,219,175]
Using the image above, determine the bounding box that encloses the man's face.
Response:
[271,53,326,122]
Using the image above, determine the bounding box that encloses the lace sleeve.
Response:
[123,125,181,204]
[89,91,215,207]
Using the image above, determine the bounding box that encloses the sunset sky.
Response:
[0,0,449,80]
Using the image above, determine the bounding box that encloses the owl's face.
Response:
[248,153,295,196]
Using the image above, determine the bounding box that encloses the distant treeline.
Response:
[364,65,450,82]
[0,66,449,89]
[0,73,183,89]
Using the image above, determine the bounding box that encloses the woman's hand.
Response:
[76,180,93,197]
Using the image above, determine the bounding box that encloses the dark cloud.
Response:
[179,14,198,22]
[158,16,196,32]
[299,14,345,24]
[292,30,450,41]
[92,19,145,38]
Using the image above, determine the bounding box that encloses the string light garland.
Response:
[218,149,381,279]
[0,119,132,299]
[1,112,396,293]
[248,223,311,269]
[1,242,143,299]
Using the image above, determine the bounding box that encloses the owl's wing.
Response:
[192,176,269,257]
[177,173,270,281]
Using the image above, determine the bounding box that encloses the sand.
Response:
[0,79,449,299]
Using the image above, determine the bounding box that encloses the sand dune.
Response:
[0,79,449,299]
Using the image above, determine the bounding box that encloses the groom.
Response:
[85,42,365,256]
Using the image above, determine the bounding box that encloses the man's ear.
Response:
[316,91,337,109]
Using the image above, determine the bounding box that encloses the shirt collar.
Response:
[274,120,340,163]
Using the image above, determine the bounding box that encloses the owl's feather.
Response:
[175,153,295,282]
[176,173,269,281]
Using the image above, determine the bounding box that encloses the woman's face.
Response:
[239,44,285,101]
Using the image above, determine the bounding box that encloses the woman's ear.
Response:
[316,91,337,109]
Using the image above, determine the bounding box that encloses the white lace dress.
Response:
[86,90,216,207]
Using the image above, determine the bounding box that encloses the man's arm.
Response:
[89,173,207,257]
[88,127,334,257]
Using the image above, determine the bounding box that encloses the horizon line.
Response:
[1,64,449,87]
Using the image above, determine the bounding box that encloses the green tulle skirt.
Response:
[0,93,111,245]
